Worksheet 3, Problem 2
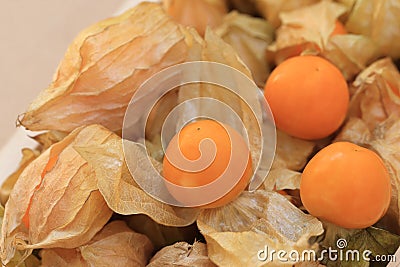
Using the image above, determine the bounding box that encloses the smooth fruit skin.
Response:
[264,55,349,140]
[163,120,252,208]
[300,142,391,229]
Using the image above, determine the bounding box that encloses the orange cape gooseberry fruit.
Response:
[264,55,349,140]
[162,119,252,208]
[300,142,391,229]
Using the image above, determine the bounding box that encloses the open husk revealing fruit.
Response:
[335,58,400,234]
[76,134,199,227]
[20,2,190,133]
[0,125,114,265]
[268,0,379,80]
[197,191,323,266]
[40,220,154,267]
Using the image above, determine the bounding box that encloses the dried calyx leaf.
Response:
[319,222,400,267]
[76,135,199,227]
[216,11,274,87]
[32,131,68,151]
[263,168,301,191]
[163,0,228,36]
[255,0,319,28]
[126,215,201,251]
[272,130,316,171]
[20,2,190,132]
[0,149,40,206]
[197,190,323,266]
[0,206,40,267]
[0,125,114,265]
[147,241,216,267]
[344,0,400,58]
[348,58,400,130]
[41,220,153,267]
[268,0,378,80]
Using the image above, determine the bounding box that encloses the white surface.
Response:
[0,0,147,182]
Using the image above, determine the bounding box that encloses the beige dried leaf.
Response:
[148,241,216,267]
[0,125,114,265]
[0,206,40,267]
[322,34,379,80]
[255,0,319,28]
[76,135,199,227]
[32,131,68,151]
[272,130,316,171]
[263,168,301,191]
[41,220,153,267]
[20,2,189,132]
[216,11,274,87]
[348,58,400,130]
[344,0,400,58]
[268,0,378,80]
[197,190,323,266]
[0,149,40,206]
[40,249,87,267]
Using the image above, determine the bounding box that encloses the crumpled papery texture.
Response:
[197,190,323,266]
[0,206,40,267]
[255,0,319,28]
[348,57,400,130]
[76,135,199,227]
[0,125,114,265]
[147,241,216,267]
[268,0,378,80]
[335,58,400,233]
[40,220,153,267]
[216,11,274,87]
[343,0,400,58]
[272,130,315,171]
[0,149,40,206]
[20,2,189,132]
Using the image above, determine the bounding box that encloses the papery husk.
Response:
[272,130,316,171]
[322,34,379,80]
[0,149,40,206]
[0,206,40,267]
[40,220,153,267]
[348,58,400,130]
[263,168,301,191]
[126,214,201,251]
[0,125,114,265]
[147,241,216,267]
[20,2,189,132]
[76,135,199,227]
[336,117,400,234]
[197,190,324,266]
[163,0,228,36]
[255,0,319,28]
[344,0,400,58]
[268,0,378,80]
[216,11,274,87]
[32,131,68,151]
